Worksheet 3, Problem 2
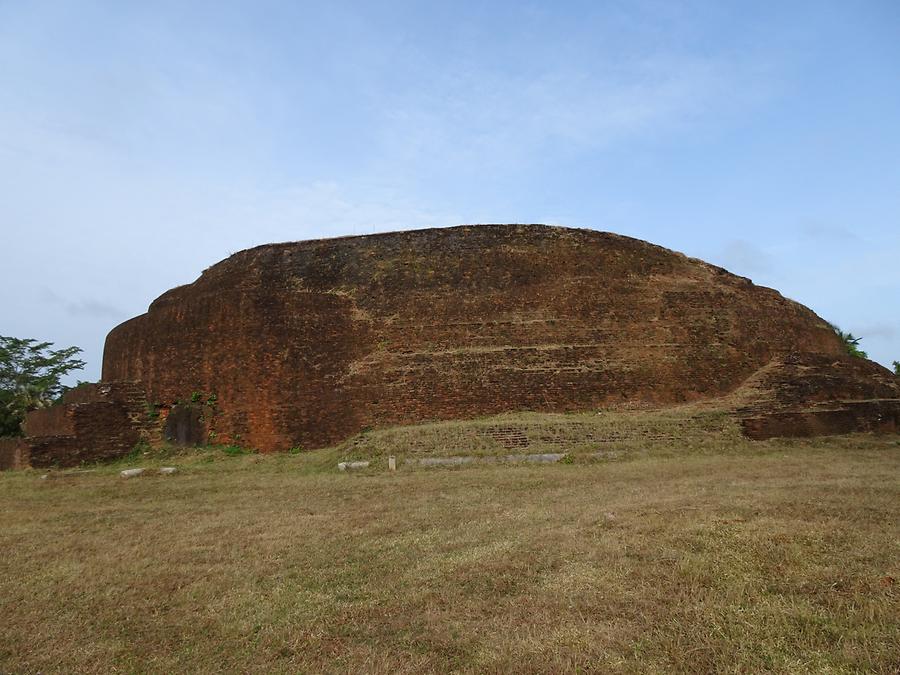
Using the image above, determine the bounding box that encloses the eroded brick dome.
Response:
[101,224,897,450]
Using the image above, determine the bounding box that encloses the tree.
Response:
[0,336,85,436]
[893,361,899,376]
[829,324,868,359]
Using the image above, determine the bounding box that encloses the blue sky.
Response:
[2,0,899,380]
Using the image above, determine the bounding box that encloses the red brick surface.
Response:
[0,438,28,471]
[23,382,155,468]
[735,352,900,439]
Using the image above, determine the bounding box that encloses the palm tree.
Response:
[828,324,868,359]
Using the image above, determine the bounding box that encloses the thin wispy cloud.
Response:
[857,322,898,341]
[800,223,862,243]
[714,240,774,278]
[376,50,760,175]
[38,289,125,321]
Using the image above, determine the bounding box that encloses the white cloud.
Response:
[376,53,749,170]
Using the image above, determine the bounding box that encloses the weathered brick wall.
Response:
[99,224,880,451]
[23,382,154,468]
[735,353,900,439]
[741,400,900,440]
[0,438,28,470]
[21,405,73,437]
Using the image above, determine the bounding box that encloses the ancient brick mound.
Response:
[87,223,897,454]
[15,224,898,468]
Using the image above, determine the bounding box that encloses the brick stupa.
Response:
[20,225,900,466]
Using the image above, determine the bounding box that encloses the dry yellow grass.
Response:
[1,425,898,673]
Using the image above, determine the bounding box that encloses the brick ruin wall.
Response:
[97,224,899,453]
[741,400,900,440]
[735,353,900,439]
[22,382,157,468]
[0,437,29,471]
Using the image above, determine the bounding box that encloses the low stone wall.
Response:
[0,438,29,470]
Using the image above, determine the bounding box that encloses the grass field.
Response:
[1,422,899,673]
